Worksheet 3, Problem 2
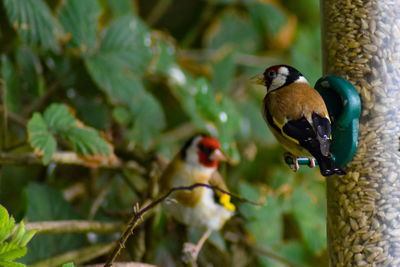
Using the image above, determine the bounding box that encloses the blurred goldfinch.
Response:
[159,134,235,262]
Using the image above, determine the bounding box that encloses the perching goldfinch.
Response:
[257,64,346,176]
[159,134,235,262]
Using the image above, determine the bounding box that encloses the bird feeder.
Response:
[321,0,400,266]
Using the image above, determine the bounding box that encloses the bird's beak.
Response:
[211,149,227,162]
[250,74,265,85]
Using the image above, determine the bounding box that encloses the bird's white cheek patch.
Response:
[269,74,286,91]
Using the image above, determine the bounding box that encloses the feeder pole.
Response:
[321,0,400,266]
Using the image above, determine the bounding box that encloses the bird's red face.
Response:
[197,137,226,168]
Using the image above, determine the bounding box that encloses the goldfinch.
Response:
[257,64,346,176]
[159,134,235,262]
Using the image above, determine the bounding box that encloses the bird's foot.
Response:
[284,152,299,172]
[181,229,211,265]
[182,242,201,265]
[308,158,316,168]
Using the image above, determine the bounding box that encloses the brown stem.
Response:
[20,220,123,234]
[1,79,8,150]
[29,243,116,267]
[0,151,146,173]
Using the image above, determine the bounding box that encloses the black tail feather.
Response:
[315,154,346,176]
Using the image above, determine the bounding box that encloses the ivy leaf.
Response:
[3,0,61,51]
[27,113,57,164]
[58,0,101,54]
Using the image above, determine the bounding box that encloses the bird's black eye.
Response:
[198,144,213,156]
[268,70,276,78]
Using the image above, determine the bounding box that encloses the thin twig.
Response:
[19,220,123,234]
[89,177,114,220]
[24,70,72,116]
[0,104,27,127]
[86,263,157,267]
[0,79,8,150]
[146,0,173,26]
[181,4,216,48]
[0,151,146,173]
[104,183,260,266]
[30,242,116,267]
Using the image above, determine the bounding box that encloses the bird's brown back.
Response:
[264,82,329,124]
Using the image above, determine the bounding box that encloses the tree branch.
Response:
[30,243,116,267]
[0,104,27,127]
[19,220,123,234]
[0,151,146,173]
[1,79,8,150]
[86,263,157,267]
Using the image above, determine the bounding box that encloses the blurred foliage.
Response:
[0,0,325,266]
[0,203,36,267]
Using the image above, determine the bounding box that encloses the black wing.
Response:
[312,113,331,156]
[282,114,345,176]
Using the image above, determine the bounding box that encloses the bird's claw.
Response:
[284,152,299,172]
[182,242,199,264]
[308,158,316,168]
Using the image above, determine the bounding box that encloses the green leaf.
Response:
[28,104,112,163]
[3,0,61,51]
[290,25,322,85]
[112,107,131,125]
[151,37,177,75]
[0,247,27,261]
[85,57,146,105]
[291,187,326,254]
[42,104,76,131]
[205,10,260,53]
[0,205,14,243]
[237,100,276,145]
[0,260,25,267]
[239,182,282,247]
[11,222,24,245]
[15,46,43,98]
[18,230,36,248]
[62,263,75,267]
[246,2,287,37]
[58,0,101,54]
[1,56,21,112]
[27,113,57,164]
[210,51,235,93]
[91,15,152,75]
[105,0,136,18]
[61,127,110,155]
[21,183,86,264]
[129,92,166,149]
